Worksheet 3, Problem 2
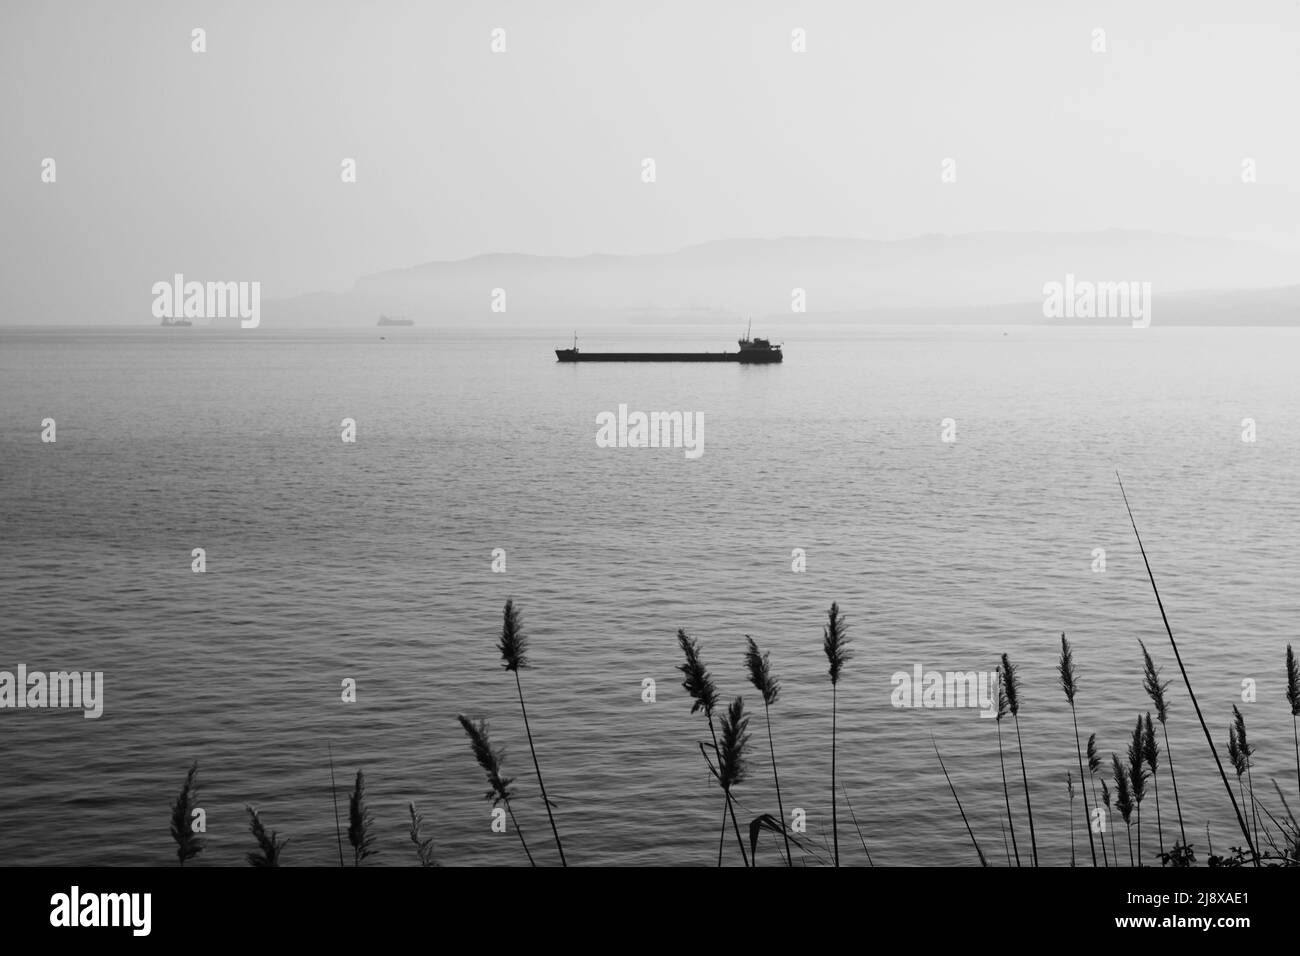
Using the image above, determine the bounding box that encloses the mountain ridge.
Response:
[257,230,1300,327]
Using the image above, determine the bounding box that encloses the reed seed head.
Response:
[497,599,529,671]
[245,805,287,867]
[1232,705,1253,763]
[743,635,780,707]
[169,760,204,866]
[822,602,851,686]
[1139,639,1170,724]
[1086,732,1101,776]
[347,769,377,865]
[408,802,437,867]
[1127,715,1148,803]
[676,629,719,718]
[1111,754,1133,824]
[1000,653,1020,716]
[1142,712,1159,774]
[1057,633,1078,704]
[717,696,751,791]
[457,714,516,806]
[1227,722,1243,777]
[1286,644,1300,717]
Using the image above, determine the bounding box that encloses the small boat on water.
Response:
[556,323,782,364]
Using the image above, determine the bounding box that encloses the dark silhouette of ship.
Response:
[377,314,414,327]
[556,323,782,363]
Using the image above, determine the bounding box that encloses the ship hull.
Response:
[556,350,781,364]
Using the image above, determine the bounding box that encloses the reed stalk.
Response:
[1112,753,1134,866]
[1101,777,1119,865]
[1139,640,1187,849]
[1058,634,1097,866]
[1142,713,1164,860]
[933,737,987,866]
[677,628,732,865]
[1086,733,1108,866]
[1066,772,1076,866]
[841,782,874,866]
[327,743,345,866]
[1286,644,1299,801]
[1231,705,1259,851]
[1227,719,1246,840]
[716,696,752,866]
[1128,715,1148,866]
[1001,652,1039,866]
[823,602,851,867]
[1116,473,1258,864]
[995,668,1021,866]
[744,635,792,866]
[457,713,534,866]
[497,600,566,866]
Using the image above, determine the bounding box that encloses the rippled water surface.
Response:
[2,323,1298,866]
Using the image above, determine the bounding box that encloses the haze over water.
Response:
[2,323,1297,865]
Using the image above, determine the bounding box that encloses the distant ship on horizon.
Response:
[377,314,414,327]
[556,323,782,364]
[160,317,192,327]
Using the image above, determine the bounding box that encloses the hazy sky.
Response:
[3,1,1299,321]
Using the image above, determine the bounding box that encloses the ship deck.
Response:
[556,351,781,364]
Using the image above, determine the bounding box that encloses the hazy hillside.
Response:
[259,231,1300,327]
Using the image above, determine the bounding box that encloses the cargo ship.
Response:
[377,314,414,327]
[555,324,782,364]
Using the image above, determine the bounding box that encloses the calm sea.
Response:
[2,323,1298,866]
